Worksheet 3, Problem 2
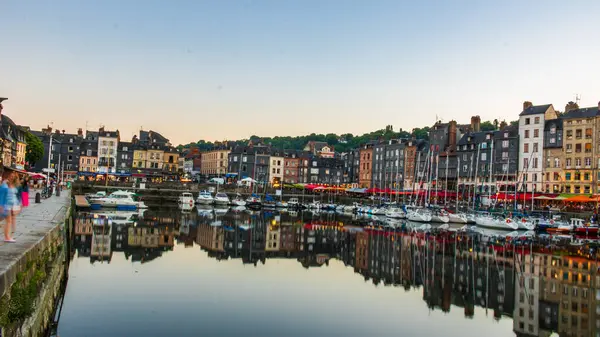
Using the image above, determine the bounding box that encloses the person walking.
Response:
[21,176,30,208]
[5,174,21,241]
[0,176,10,242]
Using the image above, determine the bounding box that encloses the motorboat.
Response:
[178,192,195,209]
[246,194,262,208]
[431,210,450,223]
[263,194,277,208]
[231,194,247,207]
[86,191,107,201]
[196,190,214,205]
[407,208,433,222]
[385,207,406,219]
[447,212,468,224]
[89,190,147,211]
[547,218,581,234]
[213,192,230,205]
[574,219,598,236]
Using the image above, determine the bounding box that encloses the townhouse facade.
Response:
[518,102,558,193]
[543,119,564,193]
[200,149,230,176]
[97,128,119,174]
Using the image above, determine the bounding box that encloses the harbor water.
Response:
[55,207,599,337]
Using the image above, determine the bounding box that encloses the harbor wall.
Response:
[0,197,72,337]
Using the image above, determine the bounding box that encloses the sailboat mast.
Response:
[456,156,460,211]
[473,144,481,211]
[488,136,494,201]
[444,154,449,206]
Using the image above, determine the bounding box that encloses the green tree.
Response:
[25,131,44,168]
[480,121,495,131]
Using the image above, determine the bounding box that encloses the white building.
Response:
[513,250,541,336]
[518,102,557,193]
[269,155,284,186]
[97,128,119,174]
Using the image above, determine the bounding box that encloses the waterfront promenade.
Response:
[0,190,71,296]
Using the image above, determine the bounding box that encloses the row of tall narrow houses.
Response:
[19,99,600,193]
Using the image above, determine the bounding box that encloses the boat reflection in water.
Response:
[70,208,600,337]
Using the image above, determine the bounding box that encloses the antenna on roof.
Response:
[575,94,581,105]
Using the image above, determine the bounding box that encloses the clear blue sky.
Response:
[2,0,600,145]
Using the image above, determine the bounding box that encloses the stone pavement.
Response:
[0,190,71,296]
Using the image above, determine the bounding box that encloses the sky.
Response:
[2,0,600,145]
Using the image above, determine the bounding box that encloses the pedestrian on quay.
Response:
[21,175,30,208]
[0,175,11,242]
[2,173,20,242]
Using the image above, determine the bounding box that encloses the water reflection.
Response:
[70,208,600,337]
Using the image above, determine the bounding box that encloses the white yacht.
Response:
[431,210,450,223]
[516,218,536,230]
[231,194,247,206]
[385,207,406,219]
[178,192,195,209]
[475,214,518,230]
[447,212,468,224]
[214,192,230,205]
[89,190,147,210]
[407,208,433,222]
[196,191,214,205]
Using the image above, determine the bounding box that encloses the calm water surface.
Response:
[56,207,598,337]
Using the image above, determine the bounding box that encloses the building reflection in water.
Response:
[73,209,600,337]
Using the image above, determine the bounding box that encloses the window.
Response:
[481,153,487,161]
[576,129,583,139]
[576,144,582,153]
[585,143,592,153]
[502,163,508,172]
[565,172,571,180]
[576,158,581,167]
[554,158,560,168]
[524,143,529,153]
[550,126,556,134]
[549,137,556,144]
[534,117,540,124]
[502,152,508,159]
[523,158,529,168]
[87,150,92,156]
[586,128,593,139]
[462,154,467,161]
[533,143,538,152]
[566,144,572,153]
[525,130,530,138]
[532,158,538,169]
[586,157,592,167]
[502,140,509,148]
[481,142,487,149]
[525,118,530,125]
[566,130,573,139]
[566,158,572,167]
[503,132,508,138]
[534,129,539,137]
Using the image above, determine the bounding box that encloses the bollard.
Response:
[35,192,41,203]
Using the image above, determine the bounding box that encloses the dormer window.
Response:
[467,137,471,142]
[485,134,491,140]
[504,132,509,138]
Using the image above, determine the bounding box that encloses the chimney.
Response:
[470,116,481,132]
[99,126,105,133]
[597,101,600,111]
[565,101,579,113]
[499,120,507,129]
[77,128,83,136]
[523,101,533,111]
[62,130,65,134]
[448,120,457,152]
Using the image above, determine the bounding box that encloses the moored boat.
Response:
[196,190,214,205]
[178,192,195,209]
[214,192,230,205]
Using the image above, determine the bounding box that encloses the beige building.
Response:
[201,149,230,176]
[561,103,597,194]
[163,147,179,174]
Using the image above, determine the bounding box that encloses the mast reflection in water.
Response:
[59,208,600,337]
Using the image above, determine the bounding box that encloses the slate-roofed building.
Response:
[543,118,564,193]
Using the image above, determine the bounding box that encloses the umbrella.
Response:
[28,173,47,180]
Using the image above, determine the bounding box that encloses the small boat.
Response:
[447,212,468,224]
[214,192,230,205]
[407,208,433,222]
[86,191,107,201]
[89,190,147,211]
[546,219,576,234]
[263,194,277,208]
[516,217,536,230]
[574,223,599,236]
[246,194,262,208]
[371,207,387,216]
[178,192,195,209]
[385,207,406,219]
[196,190,214,205]
[231,194,246,207]
[276,201,289,208]
[431,210,450,223]
[475,214,518,230]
